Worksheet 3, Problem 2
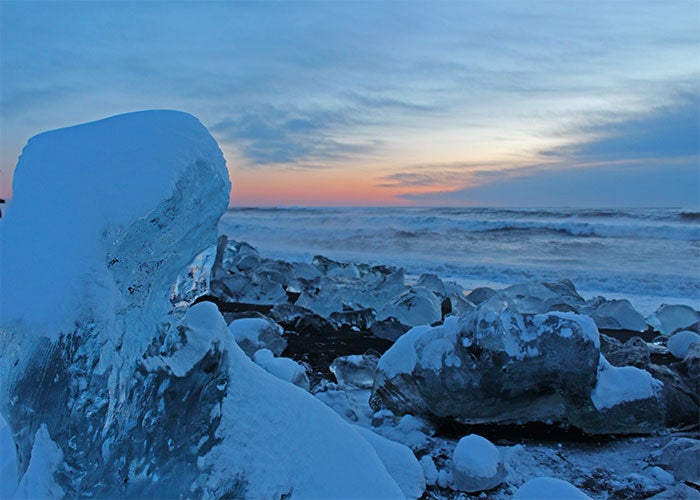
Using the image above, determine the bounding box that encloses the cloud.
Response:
[546,91,700,162]
[403,160,699,208]
[403,90,700,207]
[211,106,379,166]
[376,161,510,189]
[1,1,698,203]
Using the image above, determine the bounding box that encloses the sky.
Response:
[1,1,698,207]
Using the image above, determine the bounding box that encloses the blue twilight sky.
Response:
[1,1,698,207]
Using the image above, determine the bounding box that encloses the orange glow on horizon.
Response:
[229,166,419,207]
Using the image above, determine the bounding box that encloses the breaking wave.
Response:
[219,206,700,309]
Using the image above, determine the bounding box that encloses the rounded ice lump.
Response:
[451,434,505,492]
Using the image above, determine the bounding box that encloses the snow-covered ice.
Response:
[188,303,404,499]
[591,356,662,410]
[13,426,65,499]
[513,476,592,499]
[228,316,287,358]
[451,434,505,492]
[1,110,229,334]
[354,426,426,499]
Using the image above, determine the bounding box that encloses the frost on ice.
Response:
[0,111,401,498]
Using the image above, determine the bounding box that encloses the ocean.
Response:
[218,207,700,315]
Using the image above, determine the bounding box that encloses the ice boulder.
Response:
[372,293,665,433]
[378,286,442,327]
[312,254,360,278]
[646,304,700,335]
[513,477,592,499]
[451,434,505,493]
[1,110,230,334]
[214,239,263,274]
[589,299,647,332]
[648,484,700,499]
[415,273,447,297]
[466,287,496,305]
[215,271,289,306]
[0,112,402,498]
[228,316,287,358]
[371,295,601,426]
[171,244,219,307]
[330,353,380,389]
[667,330,700,359]
[295,286,345,317]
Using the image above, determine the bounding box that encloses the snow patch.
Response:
[591,356,662,410]
[191,303,404,498]
[513,476,592,499]
[253,349,309,390]
[354,426,425,499]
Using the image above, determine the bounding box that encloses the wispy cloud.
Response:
[403,91,700,207]
[545,91,700,162]
[210,105,381,166]
[376,161,510,190]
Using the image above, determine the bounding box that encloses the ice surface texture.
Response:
[0,111,401,498]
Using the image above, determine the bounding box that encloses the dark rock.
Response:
[646,363,699,429]
[193,295,273,315]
